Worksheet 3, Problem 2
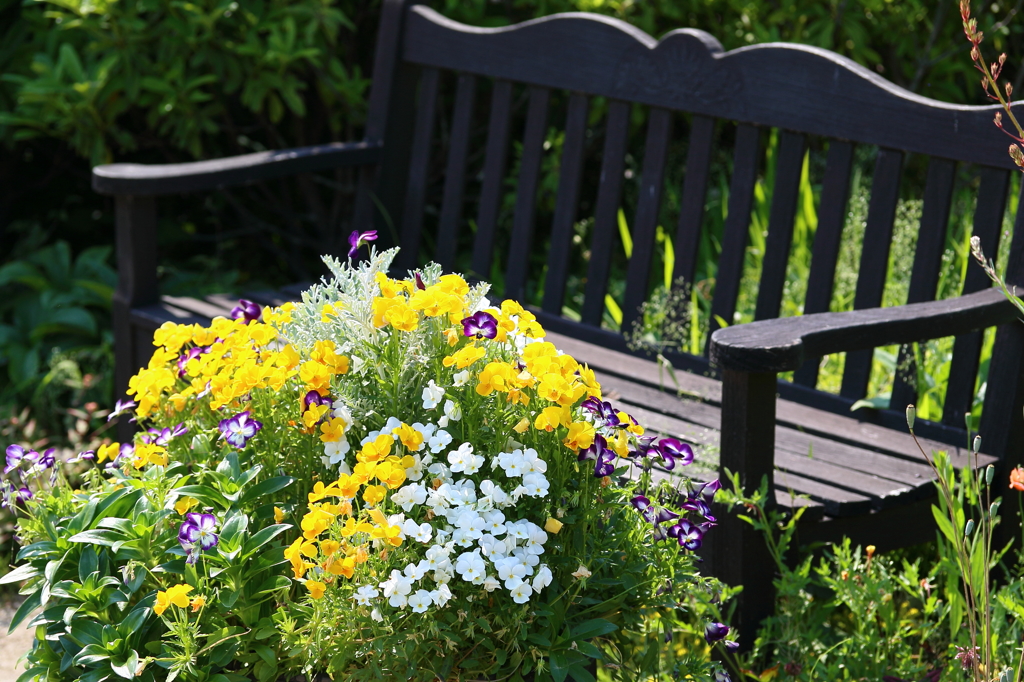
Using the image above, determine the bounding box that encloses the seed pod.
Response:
[987,464,995,485]
[906,405,916,430]
[991,499,1002,517]
[965,519,975,536]
[975,435,983,455]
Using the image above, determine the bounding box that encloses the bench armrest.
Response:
[710,288,1017,373]
[92,140,382,196]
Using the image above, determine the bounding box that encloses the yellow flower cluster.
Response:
[154,584,206,615]
[129,312,303,419]
[371,272,471,332]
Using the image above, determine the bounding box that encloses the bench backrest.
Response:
[362,0,1024,455]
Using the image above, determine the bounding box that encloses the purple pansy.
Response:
[218,411,263,448]
[179,513,219,564]
[71,450,96,463]
[348,229,378,259]
[5,445,26,474]
[656,438,694,470]
[230,299,262,324]
[704,622,730,644]
[303,390,330,410]
[414,272,426,290]
[715,670,733,682]
[144,423,188,447]
[681,480,721,522]
[671,519,706,551]
[176,347,206,377]
[107,399,137,423]
[631,495,679,525]
[16,486,33,503]
[461,311,498,340]
[36,448,56,470]
[579,435,618,477]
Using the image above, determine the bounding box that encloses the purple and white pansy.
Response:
[218,411,263,448]
[179,513,219,564]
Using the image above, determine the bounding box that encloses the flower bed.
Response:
[1,245,731,681]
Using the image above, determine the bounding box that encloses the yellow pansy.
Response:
[306,580,327,600]
[443,344,486,369]
[564,422,596,452]
[174,496,199,515]
[154,583,193,616]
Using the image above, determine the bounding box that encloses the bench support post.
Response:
[112,194,158,442]
[713,369,778,650]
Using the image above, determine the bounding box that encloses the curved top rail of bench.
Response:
[404,5,1021,169]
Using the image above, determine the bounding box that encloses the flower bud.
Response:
[906,405,916,430]
[544,517,563,534]
[965,519,975,536]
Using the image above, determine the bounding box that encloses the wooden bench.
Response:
[92,0,1022,643]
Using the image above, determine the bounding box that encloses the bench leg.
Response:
[712,369,778,650]
[112,195,159,443]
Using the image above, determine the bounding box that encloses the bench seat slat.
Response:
[582,100,631,326]
[436,73,478,270]
[472,80,514,280]
[840,147,904,400]
[542,92,590,315]
[755,129,807,321]
[397,67,441,271]
[504,85,551,301]
[673,115,716,288]
[794,139,854,387]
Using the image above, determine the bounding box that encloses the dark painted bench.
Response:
[92,0,1023,643]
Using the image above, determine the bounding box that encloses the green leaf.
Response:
[72,643,111,667]
[570,618,617,641]
[526,634,551,648]
[68,529,126,547]
[253,644,276,666]
[78,546,99,584]
[567,664,596,682]
[604,295,622,326]
[15,667,48,682]
[931,505,957,545]
[0,563,41,585]
[550,653,569,682]
[241,524,291,559]
[617,209,632,259]
[8,590,41,634]
[239,476,295,506]
[175,484,229,510]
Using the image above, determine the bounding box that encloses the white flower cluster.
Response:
[322,401,354,468]
[350,390,556,612]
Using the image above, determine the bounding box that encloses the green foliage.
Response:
[0,226,115,413]
[0,0,369,165]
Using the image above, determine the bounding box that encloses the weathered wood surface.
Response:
[93,141,382,196]
[710,288,1016,373]
[403,5,1023,169]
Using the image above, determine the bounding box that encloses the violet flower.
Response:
[704,622,730,644]
[714,670,733,682]
[145,423,188,446]
[230,299,262,324]
[176,347,206,377]
[179,513,219,564]
[303,390,329,410]
[414,272,426,290]
[36,448,56,470]
[5,445,26,474]
[461,311,498,340]
[70,450,96,463]
[218,411,263,448]
[348,229,378,259]
[671,519,705,551]
[107,399,137,422]
[15,486,33,503]
[656,438,694,469]
[631,495,679,526]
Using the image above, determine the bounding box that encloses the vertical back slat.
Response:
[396,67,441,271]
[582,100,631,327]
[504,86,551,301]
[435,74,477,270]
[839,148,904,400]
[793,139,854,387]
[621,107,674,333]
[672,114,716,287]
[979,178,1024,460]
[542,93,590,315]
[889,157,957,410]
[754,130,808,320]
[707,124,763,351]
[471,80,514,280]
[943,166,1011,426]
